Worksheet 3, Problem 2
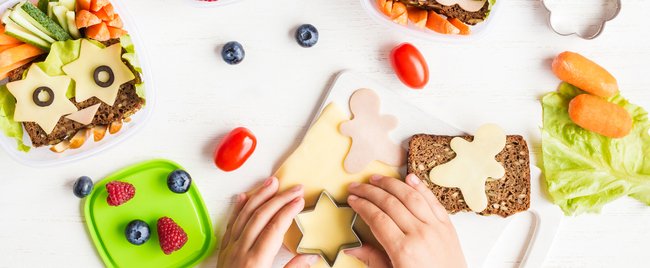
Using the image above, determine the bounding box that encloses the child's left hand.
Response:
[217,176,319,268]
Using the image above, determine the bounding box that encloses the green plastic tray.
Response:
[84,159,216,268]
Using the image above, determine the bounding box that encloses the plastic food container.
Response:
[360,0,502,42]
[0,0,155,167]
[188,0,244,8]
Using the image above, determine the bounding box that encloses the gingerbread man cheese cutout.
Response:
[340,89,405,174]
[429,124,506,212]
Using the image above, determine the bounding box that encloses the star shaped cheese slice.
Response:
[296,191,361,266]
[63,39,135,106]
[7,65,78,135]
[429,124,506,212]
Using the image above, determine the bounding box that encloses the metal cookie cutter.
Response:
[295,191,362,267]
[541,0,621,39]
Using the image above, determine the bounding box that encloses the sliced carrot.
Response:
[0,33,22,45]
[76,10,102,28]
[376,0,387,11]
[102,4,115,19]
[86,22,110,41]
[0,44,44,68]
[90,0,110,12]
[448,18,471,35]
[0,57,36,80]
[425,11,460,35]
[569,94,632,138]
[107,26,127,39]
[407,7,428,28]
[392,12,408,25]
[382,0,393,17]
[0,44,20,53]
[552,51,618,98]
[106,14,123,28]
[93,7,112,21]
[77,0,92,11]
[0,25,22,45]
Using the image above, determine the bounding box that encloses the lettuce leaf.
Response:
[0,85,30,152]
[541,82,650,215]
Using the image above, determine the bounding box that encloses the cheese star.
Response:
[7,65,78,135]
[296,191,361,266]
[429,124,506,212]
[63,39,135,106]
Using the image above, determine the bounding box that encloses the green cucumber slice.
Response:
[37,0,49,13]
[3,19,50,51]
[59,0,75,11]
[52,5,69,32]
[65,11,80,39]
[20,2,71,41]
[9,7,56,43]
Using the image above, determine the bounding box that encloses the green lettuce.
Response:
[0,85,30,152]
[541,82,650,215]
[0,35,145,152]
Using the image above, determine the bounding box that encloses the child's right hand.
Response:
[344,174,467,268]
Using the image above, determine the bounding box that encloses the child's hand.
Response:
[218,177,319,268]
[344,174,467,268]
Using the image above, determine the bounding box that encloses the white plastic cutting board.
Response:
[312,71,562,267]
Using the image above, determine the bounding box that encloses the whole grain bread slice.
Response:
[407,134,530,217]
[398,0,490,25]
[7,39,144,147]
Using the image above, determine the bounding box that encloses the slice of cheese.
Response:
[6,64,78,135]
[436,0,487,12]
[275,103,399,268]
[296,192,360,265]
[62,39,135,106]
[65,103,101,125]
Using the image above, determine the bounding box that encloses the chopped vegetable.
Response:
[407,7,427,28]
[568,94,633,138]
[106,14,122,28]
[85,22,110,41]
[0,43,44,68]
[90,0,110,12]
[552,51,618,98]
[107,26,127,39]
[448,18,470,35]
[426,11,460,35]
[77,0,92,11]
[76,9,101,28]
[541,82,650,215]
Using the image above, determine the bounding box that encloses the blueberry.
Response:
[125,220,150,245]
[221,41,245,65]
[295,24,319,48]
[167,169,192,194]
[73,176,94,198]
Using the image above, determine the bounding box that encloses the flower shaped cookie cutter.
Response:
[541,0,621,40]
[295,191,362,267]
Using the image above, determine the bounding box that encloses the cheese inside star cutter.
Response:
[295,191,362,267]
[428,124,507,212]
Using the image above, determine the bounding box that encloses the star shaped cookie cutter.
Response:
[294,191,362,267]
[541,0,621,40]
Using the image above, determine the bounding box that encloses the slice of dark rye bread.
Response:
[398,0,491,25]
[7,39,144,147]
[407,134,530,217]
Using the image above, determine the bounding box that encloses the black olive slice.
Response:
[32,87,54,107]
[93,65,115,88]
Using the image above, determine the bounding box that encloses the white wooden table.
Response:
[1,0,650,267]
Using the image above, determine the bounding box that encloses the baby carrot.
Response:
[568,94,633,138]
[448,18,471,35]
[552,51,618,98]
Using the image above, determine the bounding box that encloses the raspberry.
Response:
[106,181,135,206]
[157,217,188,255]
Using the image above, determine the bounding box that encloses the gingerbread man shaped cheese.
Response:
[429,124,506,212]
[340,89,405,174]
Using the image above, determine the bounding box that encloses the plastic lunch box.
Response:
[0,0,155,167]
[187,0,243,8]
[360,0,502,42]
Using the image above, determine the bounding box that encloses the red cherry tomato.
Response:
[214,127,257,172]
[390,43,429,89]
